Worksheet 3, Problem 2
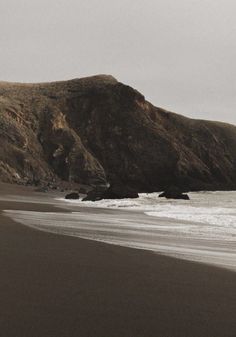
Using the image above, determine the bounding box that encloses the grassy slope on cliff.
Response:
[0,75,236,191]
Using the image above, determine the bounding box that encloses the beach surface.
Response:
[0,183,236,337]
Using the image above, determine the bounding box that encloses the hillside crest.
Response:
[0,75,236,191]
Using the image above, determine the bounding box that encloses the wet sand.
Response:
[0,183,236,337]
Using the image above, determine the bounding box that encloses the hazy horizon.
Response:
[1,0,235,124]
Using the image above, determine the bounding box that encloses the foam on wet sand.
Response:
[4,190,236,271]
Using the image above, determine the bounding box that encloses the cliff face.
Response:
[0,75,236,191]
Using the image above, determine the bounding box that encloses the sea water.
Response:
[62,191,236,240]
[4,191,236,271]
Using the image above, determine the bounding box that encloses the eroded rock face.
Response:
[0,74,236,191]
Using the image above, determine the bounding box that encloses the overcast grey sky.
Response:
[0,0,235,124]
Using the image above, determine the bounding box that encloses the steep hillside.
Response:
[0,75,236,191]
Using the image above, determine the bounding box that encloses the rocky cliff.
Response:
[0,75,236,191]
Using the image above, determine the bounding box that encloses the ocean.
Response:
[4,191,236,271]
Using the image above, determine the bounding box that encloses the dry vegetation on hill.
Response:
[0,75,236,191]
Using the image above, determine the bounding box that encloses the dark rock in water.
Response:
[102,184,139,199]
[82,190,103,202]
[176,194,190,200]
[82,184,107,201]
[159,186,190,200]
[82,183,139,201]
[65,192,80,200]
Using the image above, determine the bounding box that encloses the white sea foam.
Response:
[4,191,236,271]
[58,191,236,239]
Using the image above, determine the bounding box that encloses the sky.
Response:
[0,0,235,124]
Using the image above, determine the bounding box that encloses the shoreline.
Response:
[0,183,236,336]
[3,187,235,272]
[3,206,236,273]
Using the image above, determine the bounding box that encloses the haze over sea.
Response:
[4,191,236,271]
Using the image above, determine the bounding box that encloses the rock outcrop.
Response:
[159,187,190,200]
[0,75,236,191]
[65,192,80,200]
[102,184,139,200]
[82,184,139,201]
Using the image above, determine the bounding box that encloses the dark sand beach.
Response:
[0,183,236,337]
